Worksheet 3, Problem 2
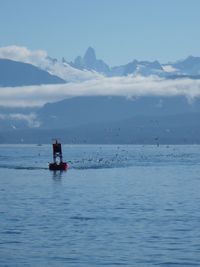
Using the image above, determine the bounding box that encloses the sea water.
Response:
[0,144,200,267]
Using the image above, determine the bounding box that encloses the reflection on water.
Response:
[51,170,66,181]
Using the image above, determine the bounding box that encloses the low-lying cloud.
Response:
[0,75,200,107]
[0,113,40,127]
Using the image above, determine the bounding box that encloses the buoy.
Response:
[49,139,68,171]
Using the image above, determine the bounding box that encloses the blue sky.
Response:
[1,0,200,65]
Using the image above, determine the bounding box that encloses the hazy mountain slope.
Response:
[0,58,66,86]
[1,95,200,143]
[37,95,200,129]
[1,111,200,144]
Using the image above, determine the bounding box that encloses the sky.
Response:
[1,0,200,66]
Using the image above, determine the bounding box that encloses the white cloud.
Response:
[0,45,47,65]
[0,113,40,127]
[0,75,200,107]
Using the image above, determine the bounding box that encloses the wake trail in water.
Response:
[0,152,198,171]
[0,159,129,171]
[0,164,48,170]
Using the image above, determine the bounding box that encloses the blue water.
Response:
[1,144,200,267]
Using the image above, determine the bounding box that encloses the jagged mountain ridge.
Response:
[69,47,164,76]
[68,47,200,78]
[70,47,110,74]
[171,56,200,75]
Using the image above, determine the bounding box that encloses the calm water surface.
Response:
[0,145,200,267]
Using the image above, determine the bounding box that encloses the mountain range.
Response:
[1,46,200,143]
[68,47,200,78]
[1,46,200,86]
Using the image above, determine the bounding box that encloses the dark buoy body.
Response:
[49,140,68,171]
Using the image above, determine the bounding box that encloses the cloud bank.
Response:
[0,75,200,107]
